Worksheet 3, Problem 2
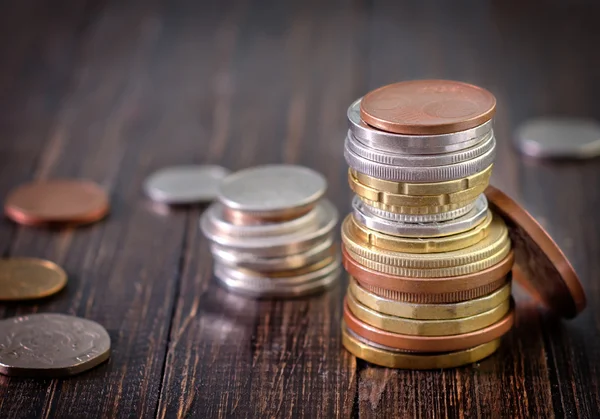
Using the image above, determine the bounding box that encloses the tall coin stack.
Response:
[341,80,515,369]
[201,164,341,298]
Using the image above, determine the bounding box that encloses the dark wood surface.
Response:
[1,1,599,418]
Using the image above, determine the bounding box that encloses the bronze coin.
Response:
[360,80,496,135]
[485,185,586,318]
[0,258,67,301]
[4,179,109,226]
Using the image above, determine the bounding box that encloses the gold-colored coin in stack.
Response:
[341,80,515,369]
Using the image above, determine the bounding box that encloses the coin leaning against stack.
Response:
[341,80,515,369]
[201,164,341,298]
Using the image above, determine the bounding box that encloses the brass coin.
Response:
[341,213,509,269]
[0,258,67,301]
[349,277,512,320]
[359,197,474,215]
[351,164,493,196]
[346,292,512,336]
[342,322,502,369]
[350,211,492,253]
[349,171,488,208]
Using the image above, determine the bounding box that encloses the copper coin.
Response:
[342,245,513,297]
[343,300,515,353]
[0,258,67,301]
[485,185,586,318]
[360,80,496,135]
[5,180,109,226]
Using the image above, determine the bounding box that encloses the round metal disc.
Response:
[0,258,67,301]
[362,198,475,223]
[515,117,600,159]
[218,165,327,216]
[144,165,230,204]
[0,313,111,378]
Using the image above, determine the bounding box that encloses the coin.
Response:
[0,258,67,301]
[344,302,514,353]
[342,323,501,369]
[347,99,493,154]
[346,292,511,336]
[359,197,474,216]
[349,277,512,320]
[0,313,111,377]
[218,165,327,219]
[514,117,600,159]
[362,198,476,223]
[354,195,488,238]
[360,80,496,134]
[349,211,492,253]
[144,165,230,204]
[4,179,109,226]
[351,164,493,196]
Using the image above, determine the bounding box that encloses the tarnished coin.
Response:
[144,165,230,204]
[218,165,327,219]
[4,179,109,226]
[0,258,67,301]
[515,117,600,159]
[0,313,111,377]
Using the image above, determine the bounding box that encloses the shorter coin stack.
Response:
[201,164,340,298]
[341,80,515,369]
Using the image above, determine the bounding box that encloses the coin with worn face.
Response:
[0,258,67,301]
[0,313,111,377]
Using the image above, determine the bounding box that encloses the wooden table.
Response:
[1,1,599,418]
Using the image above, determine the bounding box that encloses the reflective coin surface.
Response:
[0,258,67,301]
[0,313,111,377]
[144,165,230,204]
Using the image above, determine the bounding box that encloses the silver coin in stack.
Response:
[0,313,111,378]
[347,99,493,154]
[144,165,230,204]
[361,198,476,223]
[218,164,327,218]
[353,195,489,238]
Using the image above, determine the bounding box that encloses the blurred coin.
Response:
[362,198,475,223]
[515,117,600,159]
[144,165,230,204]
[0,258,67,301]
[4,179,109,226]
[0,313,110,378]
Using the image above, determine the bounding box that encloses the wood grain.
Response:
[1,0,600,418]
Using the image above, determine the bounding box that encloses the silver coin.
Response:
[144,165,230,204]
[203,201,319,238]
[211,236,335,272]
[345,141,496,182]
[0,313,111,378]
[515,117,600,159]
[201,199,337,257]
[346,130,495,168]
[218,165,327,216]
[353,194,489,237]
[347,99,493,154]
[360,196,475,223]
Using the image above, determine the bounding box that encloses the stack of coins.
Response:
[201,164,341,298]
[341,80,515,369]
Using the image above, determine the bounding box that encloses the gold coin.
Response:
[350,211,492,253]
[342,213,509,269]
[0,258,67,301]
[348,170,488,207]
[349,277,512,320]
[342,322,501,369]
[346,292,512,336]
[358,197,474,215]
[351,164,493,196]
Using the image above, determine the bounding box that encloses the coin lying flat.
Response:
[4,179,109,226]
[362,198,475,223]
[0,313,110,377]
[144,165,230,204]
[0,258,67,301]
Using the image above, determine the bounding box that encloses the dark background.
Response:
[1,1,600,418]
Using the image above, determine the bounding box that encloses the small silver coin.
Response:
[0,313,110,378]
[515,117,600,159]
[353,194,489,238]
[218,165,327,216]
[347,99,493,154]
[144,165,230,204]
[360,196,475,223]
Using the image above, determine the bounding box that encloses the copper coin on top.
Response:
[360,80,496,135]
[0,258,67,301]
[4,179,109,226]
[485,185,586,318]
